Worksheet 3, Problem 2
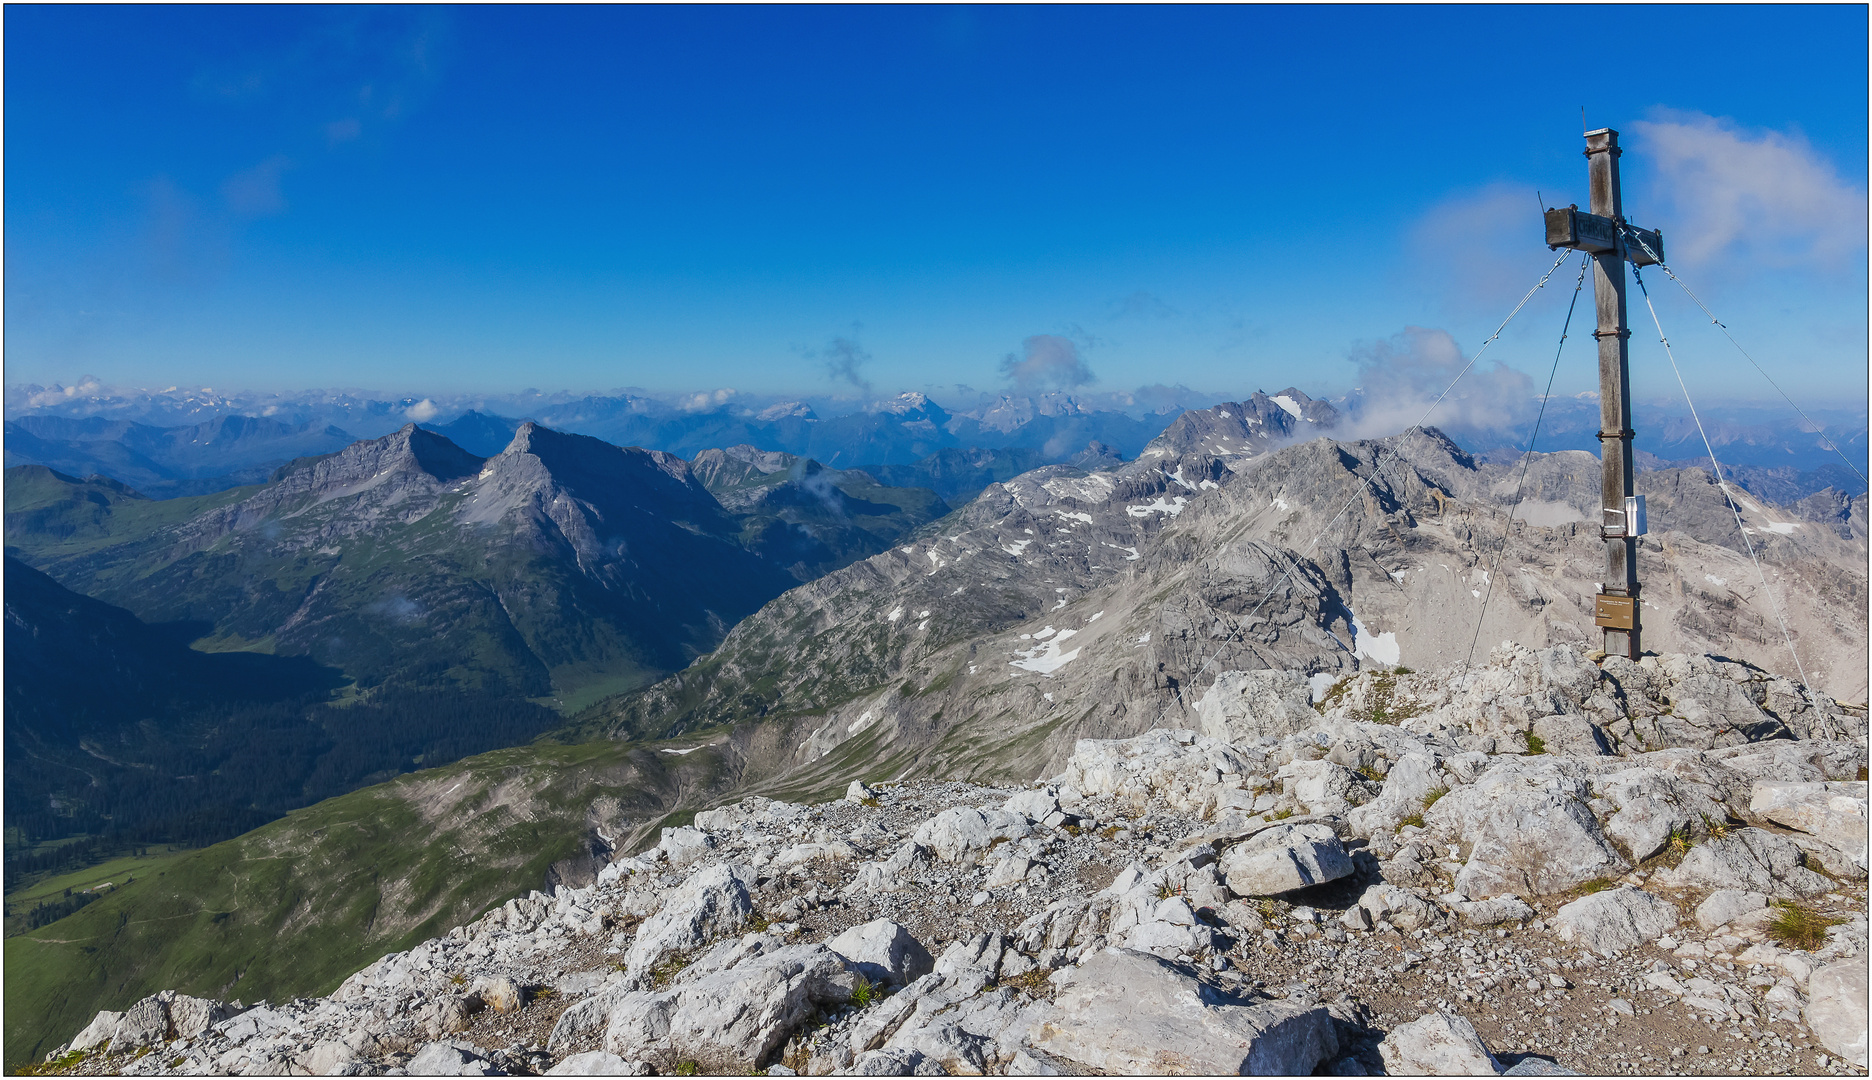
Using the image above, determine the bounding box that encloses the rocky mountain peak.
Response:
[268,423,484,497]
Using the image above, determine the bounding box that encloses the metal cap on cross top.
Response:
[1541,126,1663,661]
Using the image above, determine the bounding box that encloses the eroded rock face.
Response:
[1750,780,1870,877]
[1027,949,1340,1075]
[1219,823,1354,897]
[1551,887,1680,957]
[1425,759,1626,899]
[1378,1010,1502,1076]
[604,940,858,1072]
[38,643,1868,1079]
[1807,961,1869,1068]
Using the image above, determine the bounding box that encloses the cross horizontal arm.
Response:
[1543,207,1663,267]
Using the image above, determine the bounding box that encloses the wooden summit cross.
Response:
[1542,127,1664,661]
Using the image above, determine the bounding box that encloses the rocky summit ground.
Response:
[36,643,1870,1077]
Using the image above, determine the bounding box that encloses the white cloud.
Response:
[1340,325,1534,440]
[999,334,1095,391]
[405,398,439,421]
[1630,110,1866,268]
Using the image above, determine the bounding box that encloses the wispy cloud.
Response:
[1406,183,1547,315]
[999,334,1096,392]
[1630,109,1866,268]
[221,155,294,217]
[1340,325,1534,440]
[818,334,874,392]
[1106,290,1178,320]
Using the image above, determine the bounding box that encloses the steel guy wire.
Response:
[1466,252,1590,669]
[1620,228,1866,487]
[1151,248,1578,723]
[1629,260,1816,701]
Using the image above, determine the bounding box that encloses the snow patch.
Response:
[1163,466,1198,492]
[1126,495,1187,518]
[1011,627,1081,675]
[1308,672,1339,703]
[660,745,704,756]
[1763,521,1800,535]
[1136,632,1152,645]
[1088,611,1104,622]
[847,710,877,735]
[1199,479,1219,490]
[887,606,904,622]
[1003,539,1033,556]
[1271,497,1290,512]
[1704,574,1727,587]
[1056,511,1094,525]
[1350,615,1401,666]
[1271,395,1304,420]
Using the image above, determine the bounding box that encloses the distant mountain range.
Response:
[9,381,1863,506]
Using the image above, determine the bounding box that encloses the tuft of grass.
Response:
[1858,765,1868,782]
[1665,825,1694,862]
[1394,666,1414,675]
[1098,825,1122,841]
[1578,877,1615,895]
[858,797,882,809]
[17,1049,89,1075]
[1700,814,1731,841]
[850,975,876,1008]
[1354,764,1385,783]
[675,1061,701,1076]
[1000,968,1050,994]
[1269,808,1295,821]
[1766,901,1844,951]
[1398,813,1425,830]
[1421,787,1448,811]
[650,951,696,989]
[1525,733,1547,756]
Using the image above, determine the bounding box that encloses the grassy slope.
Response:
[3,736,737,1067]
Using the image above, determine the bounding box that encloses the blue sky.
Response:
[6,5,1866,408]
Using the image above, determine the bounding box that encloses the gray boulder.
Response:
[407,1040,503,1076]
[1694,889,1769,932]
[546,1050,651,1075]
[1220,823,1354,897]
[622,862,756,979]
[912,808,1033,865]
[850,1047,945,1075]
[1426,759,1625,898]
[1002,787,1062,823]
[1378,1010,1502,1075]
[1807,961,1869,1068]
[827,919,935,987]
[604,941,857,1072]
[1198,669,1320,744]
[1654,827,1833,897]
[1750,780,1869,876]
[1347,752,1442,837]
[1551,887,1679,956]
[658,825,716,866]
[1027,948,1339,1075]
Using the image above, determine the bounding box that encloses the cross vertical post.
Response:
[1587,127,1639,659]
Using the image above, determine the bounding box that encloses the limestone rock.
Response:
[546,1050,651,1075]
[407,1040,503,1075]
[911,807,1032,865]
[1027,948,1339,1075]
[1806,961,1869,1068]
[658,825,716,866]
[1750,780,1869,876]
[826,919,935,988]
[622,862,757,979]
[604,940,856,1072]
[1348,752,1442,837]
[1653,827,1833,897]
[1197,669,1319,744]
[1694,889,1770,932]
[1426,759,1625,898]
[1551,887,1679,957]
[1378,1010,1502,1075]
[1219,823,1353,897]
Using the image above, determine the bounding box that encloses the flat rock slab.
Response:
[1220,823,1353,897]
[1551,887,1679,957]
[1807,961,1869,1068]
[1379,1010,1502,1076]
[1027,948,1339,1075]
